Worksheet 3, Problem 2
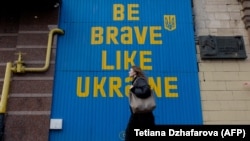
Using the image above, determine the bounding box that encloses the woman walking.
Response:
[125,66,155,141]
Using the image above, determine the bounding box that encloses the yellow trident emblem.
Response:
[164,15,176,31]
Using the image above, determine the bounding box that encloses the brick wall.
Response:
[193,0,250,124]
[0,6,59,141]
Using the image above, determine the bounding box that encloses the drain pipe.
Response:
[0,28,64,140]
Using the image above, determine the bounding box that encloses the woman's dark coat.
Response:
[130,76,151,99]
[125,76,155,141]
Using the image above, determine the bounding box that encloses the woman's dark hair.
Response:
[131,65,146,79]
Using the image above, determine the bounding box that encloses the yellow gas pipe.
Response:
[0,63,12,113]
[0,28,64,113]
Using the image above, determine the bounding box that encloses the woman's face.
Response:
[129,68,136,77]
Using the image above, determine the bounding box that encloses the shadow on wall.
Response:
[0,0,60,11]
[243,82,250,89]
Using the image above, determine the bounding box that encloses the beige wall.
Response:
[193,0,250,124]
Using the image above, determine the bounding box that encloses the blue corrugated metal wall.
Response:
[49,0,202,140]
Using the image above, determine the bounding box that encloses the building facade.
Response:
[195,0,250,124]
[0,0,249,140]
